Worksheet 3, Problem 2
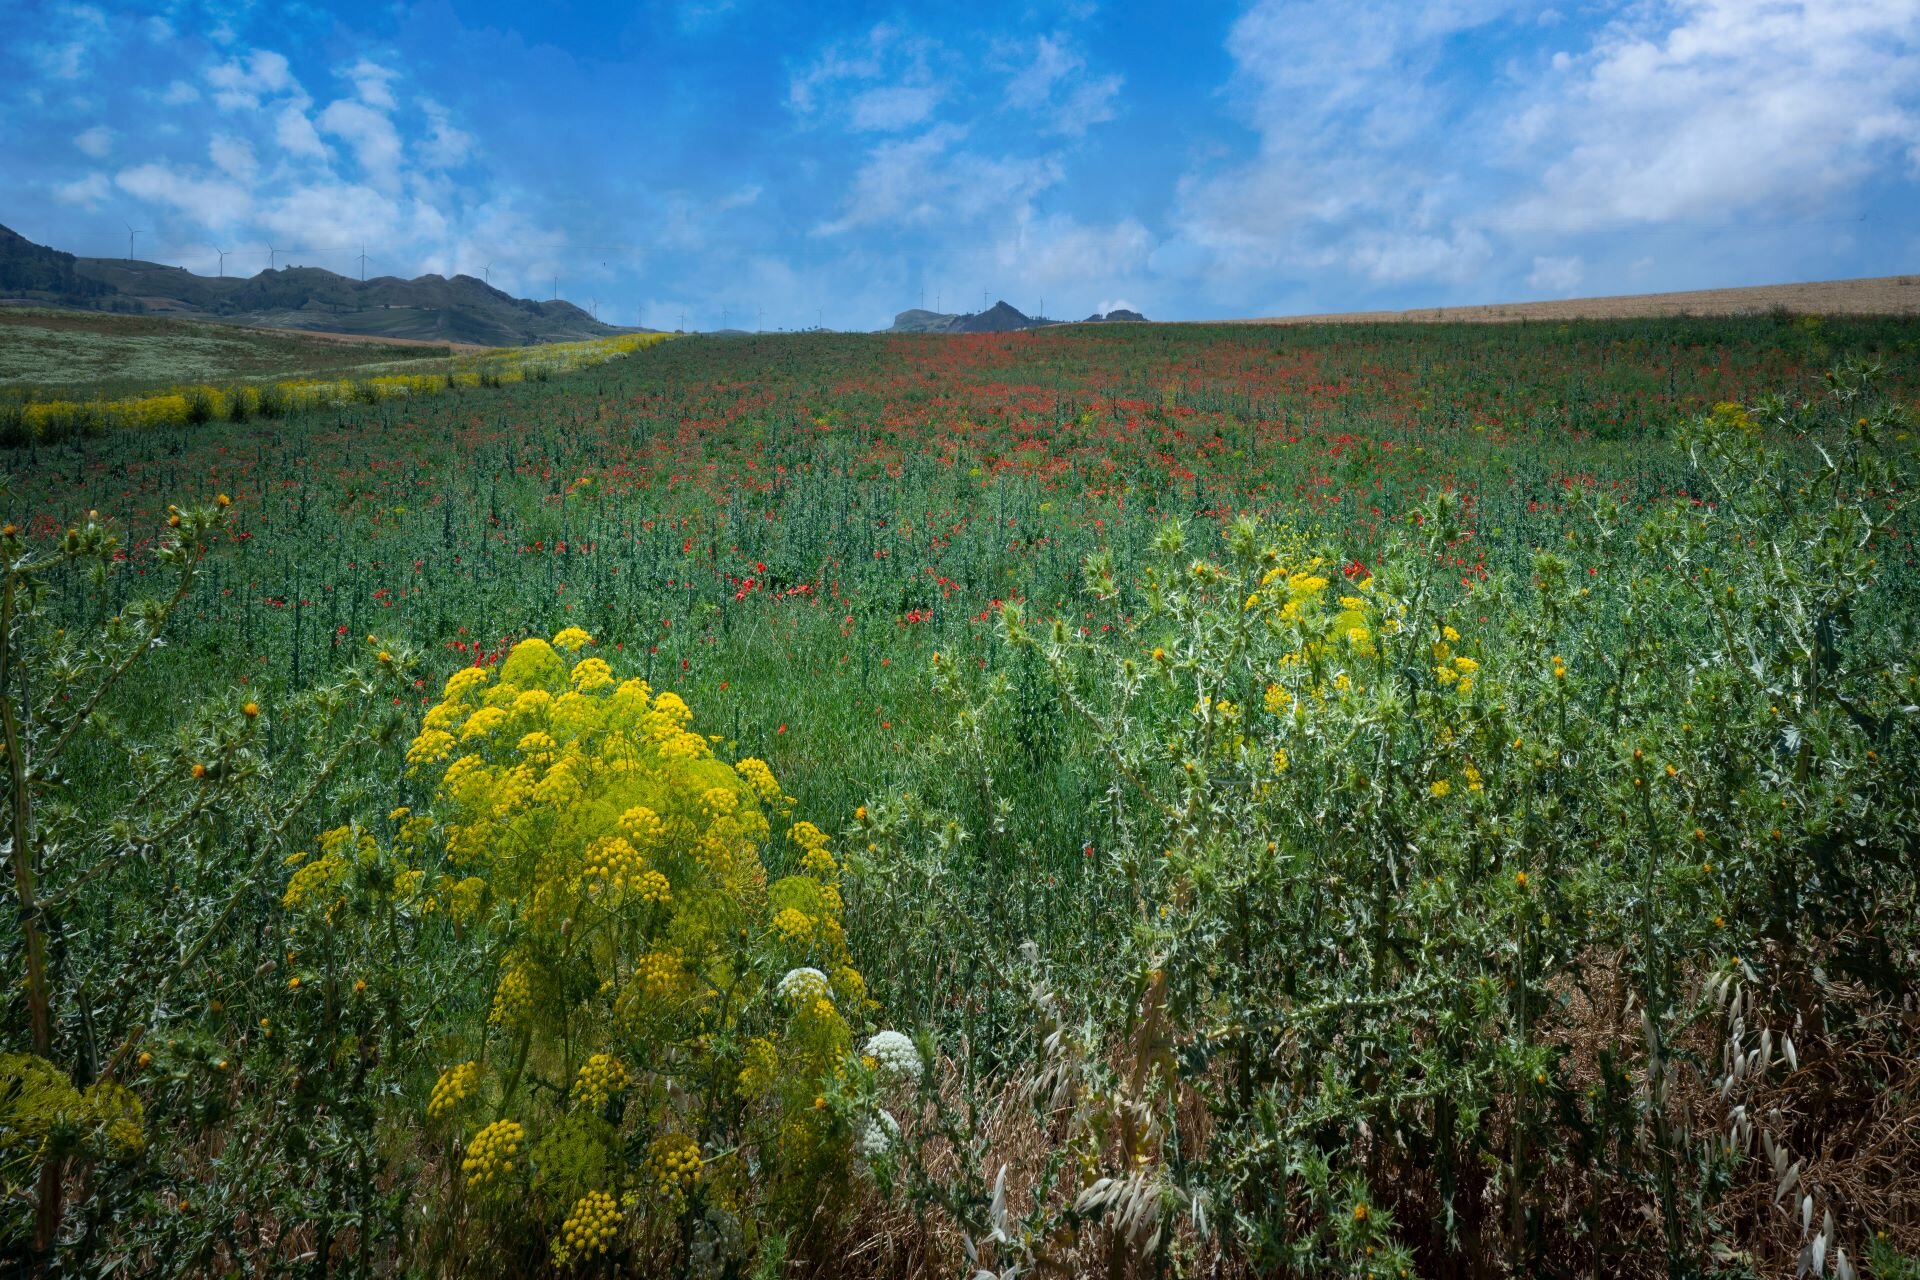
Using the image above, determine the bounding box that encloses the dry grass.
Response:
[1219,276,1920,326]
[812,944,1920,1280]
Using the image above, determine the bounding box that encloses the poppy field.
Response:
[3,315,1918,1278]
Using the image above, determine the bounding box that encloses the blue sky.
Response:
[3,0,1918,328]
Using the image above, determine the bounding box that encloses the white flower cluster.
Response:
[857,1109,900,1158]
[777,967,829,1004]
[862,1030,922,1084]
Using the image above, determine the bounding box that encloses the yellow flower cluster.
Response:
[646,1132,703,1204]
[556,1189,622,1260]
[428,1061,481,1121]
[282,852,346,911]
[490,962,535,1028]
[463,1119,525,1189]
[581,835,648,893]
[400,628,867,1240]
[1431,632,1480,694]
[571,1054,629,1109]
[737,1037,779,1097]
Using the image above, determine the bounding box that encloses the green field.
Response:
[2,316,1917,1277]
[0,307,455,400]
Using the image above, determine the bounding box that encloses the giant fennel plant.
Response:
[323,629,885,1271]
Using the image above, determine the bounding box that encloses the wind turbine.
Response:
[212,247,229,278]
[267,243,281,270]
[483,262,492,286]
[357,245,369,282]
[124,222,143,261]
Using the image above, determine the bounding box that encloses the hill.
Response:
[0,307,459,401]
[0,223,629,346]
[888,301,1148,333]
[1226,275,1920,325]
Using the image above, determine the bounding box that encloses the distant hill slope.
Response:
[1225,276,1920,325]
[0,223,629,346]
[0,223,118,306]
[887,301,1147,333]
[889,300,1118,333]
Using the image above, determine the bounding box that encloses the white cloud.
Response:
[849,85,942,131]
[207,49,297,111]
[1350,226,1493,284]
[318,98,403,189]
[419,101,473,168]
[815,125,1063,235]
[55,172,110,207]
[209,134,257,181]
[1170,0,1518,293]
[789,23,944,131]
[347,59,399,110]
[74,125,112,158]
[1527,253,1585,294]
[1053,74,1121,136]
[161,80,201,105]
[115,162,251,229]
[1502,0,1920,233]
[994,211,1154,286]
[29,4,106,80]
[275,105,328,160]
[1001,33,1121,135]
[1006,34,1082,108]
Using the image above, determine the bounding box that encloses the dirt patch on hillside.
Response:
[1223,275,1920,325]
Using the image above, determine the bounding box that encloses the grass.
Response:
[2,315,1916,1276]
[0,307,454,400]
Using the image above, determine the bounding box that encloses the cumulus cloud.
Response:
[993,212,1154,286]
[792,25,899,112]
[814,125,1063,235]
[207,49,297,111]
[1172,0,1920,305]
[347,59,399,110]
[1001,33,1120,135]
[1527,254,1585,294]
[1170,0,1516,294]
[74,125,112,158]
[1501,0,1920,233]
[419,101,474,168]
[318,99,403,190]
[849,85,942,132]
[55,172,110,207]
[115,162,251,229]
[209,134,256,181]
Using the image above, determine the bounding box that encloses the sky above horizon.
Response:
[3,0,1918,330]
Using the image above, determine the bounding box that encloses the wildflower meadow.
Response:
[2,315,1917,1278]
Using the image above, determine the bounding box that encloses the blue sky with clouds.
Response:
[3,0,1918,329]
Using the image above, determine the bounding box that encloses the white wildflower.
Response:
[777,967,830,1004]
[863,1030,922,1084]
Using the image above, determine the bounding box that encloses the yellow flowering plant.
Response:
[402,630,868,1270]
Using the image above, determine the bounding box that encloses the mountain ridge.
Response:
[886,300,1148,334]
[0,223,631,347]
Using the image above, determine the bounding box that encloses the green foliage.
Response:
[857,367,1919,1276]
